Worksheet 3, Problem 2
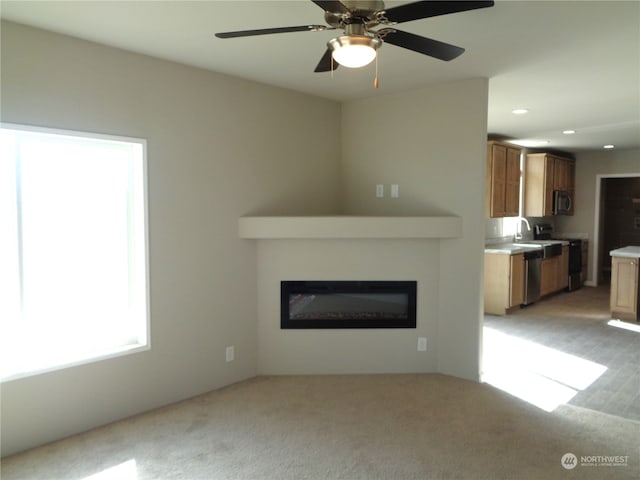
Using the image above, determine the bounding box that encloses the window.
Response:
[0,124,149,381]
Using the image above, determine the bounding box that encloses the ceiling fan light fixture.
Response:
[328,35,381,68]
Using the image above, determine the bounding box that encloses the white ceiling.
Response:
[2,0,639,153]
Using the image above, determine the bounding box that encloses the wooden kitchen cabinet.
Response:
[540,256,558,296]
[524,154,555,217]
[524,153,575,216]
[505,147,521,217]
[553,156,575,215]
[553,157,570,190]
[510,254,525,306]
[486,141,522,218]
[484,252,525,314]
[540,247,569,297]
[610,255,640,321]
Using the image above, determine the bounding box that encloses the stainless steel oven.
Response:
[567,239,583,291]
[534,223,583,291]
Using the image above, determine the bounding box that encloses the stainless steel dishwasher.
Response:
[523,249,543,305]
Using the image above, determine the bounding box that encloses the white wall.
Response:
[340,79,489,380]
[555,148,640,284]
[257,239,440,374]
[253,88,488,376]
[0,21,342,456]
[1,21,490,456]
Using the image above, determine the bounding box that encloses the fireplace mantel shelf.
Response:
[238,216,462,239]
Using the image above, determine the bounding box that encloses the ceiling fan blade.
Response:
[381,29,464,61]
[310,1,349,14]
[215,25,328,39]
[314,49,338,72]
[381,1,494,24]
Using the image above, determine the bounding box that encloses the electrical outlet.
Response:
[391,184,400,198]
[376,184,384,198]
[417,337,427,351]
[225,346,235,362]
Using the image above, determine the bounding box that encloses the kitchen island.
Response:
[610,246,640,322]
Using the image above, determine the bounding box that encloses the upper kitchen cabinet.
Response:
[524,154,554,217]
[554,156,574,191]
[486,141,522,218]
[524,153,575,217]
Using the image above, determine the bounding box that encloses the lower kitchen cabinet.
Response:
[541,246,569,297]
[510,254,525,307]
[484,252,525,315]
[541,257,558,297]
[610,255,640,321]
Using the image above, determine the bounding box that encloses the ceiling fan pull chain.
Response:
[374,52,379,89]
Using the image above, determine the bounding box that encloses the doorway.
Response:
[593,175,640,285]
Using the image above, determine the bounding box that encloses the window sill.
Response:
[1,343,150,383]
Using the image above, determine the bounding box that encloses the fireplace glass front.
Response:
[281,281,417,329]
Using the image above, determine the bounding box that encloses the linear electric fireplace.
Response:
[281,281,417,329]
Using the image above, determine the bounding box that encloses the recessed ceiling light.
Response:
[603,144,615,149]
[512,108,529,115]
[562,130,576,135]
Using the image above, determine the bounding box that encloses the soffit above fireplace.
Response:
[238,216,461,239]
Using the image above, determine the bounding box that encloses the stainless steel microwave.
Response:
[553,190,572,215]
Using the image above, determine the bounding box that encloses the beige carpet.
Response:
[2,374,638,480]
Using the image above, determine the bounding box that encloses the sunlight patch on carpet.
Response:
[608,319,640,333]
[82,459,137,480]
[482,327,607,412]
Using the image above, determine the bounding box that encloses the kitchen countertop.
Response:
[484,243,543,255]
[610,246,640,259]
[484,239,569,255]
[518,239,570,246]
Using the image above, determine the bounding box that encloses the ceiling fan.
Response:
[215,1,495,72]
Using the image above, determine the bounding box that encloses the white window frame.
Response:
[1,123,150,382]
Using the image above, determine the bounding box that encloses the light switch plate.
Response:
[225,346,235,362]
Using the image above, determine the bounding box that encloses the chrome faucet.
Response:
[514,217,531,241]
